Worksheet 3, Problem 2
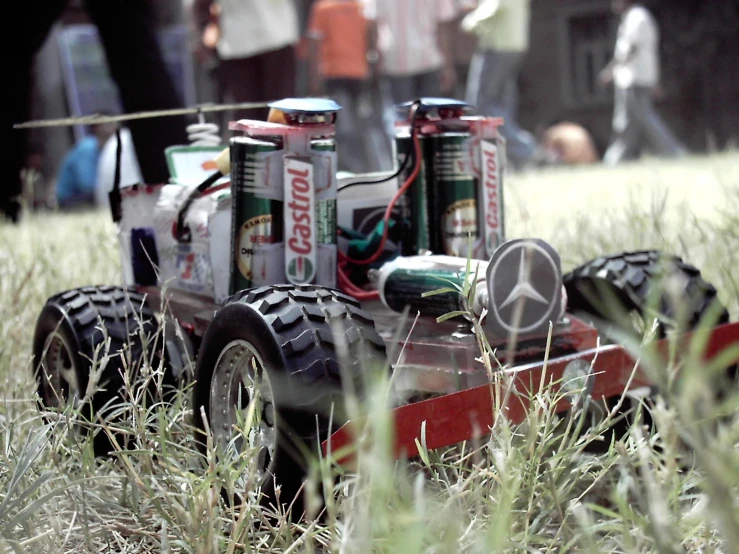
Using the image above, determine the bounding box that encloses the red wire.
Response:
[337,104,422,267]
[337,263,379,301]
[335,102,421,301]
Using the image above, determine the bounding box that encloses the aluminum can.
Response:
[428,131,479,258]
[229,135,284,294]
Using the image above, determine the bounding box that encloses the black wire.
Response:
[337,101,422,194]
[109,127,123,223]
[175,170,223,242]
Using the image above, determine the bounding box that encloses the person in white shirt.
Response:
[363,0,458,136]
[600,0,686,165]
[197,0,300,120]
[461,0,536,169]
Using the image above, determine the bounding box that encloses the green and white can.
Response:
[229,135,285,295]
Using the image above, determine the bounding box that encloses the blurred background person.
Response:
[462,0,537,170]
[363,0,459,138]
[600,0,686,165]
[55,120,117,210]
[538,121,599,166]
[20,143,48,211]
[186,0,223,106]
[450,0,479,100]
[306,0,372,173]
[198,0,300,121]
[6,0,188,223]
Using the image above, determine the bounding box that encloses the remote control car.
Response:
[30,98,739,508]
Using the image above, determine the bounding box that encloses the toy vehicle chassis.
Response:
[136,284,739,467]
[24,97,739,512]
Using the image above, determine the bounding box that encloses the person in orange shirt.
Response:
[306,0,372,173]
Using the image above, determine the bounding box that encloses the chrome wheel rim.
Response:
[209,339,277,487]
[41,332,82,408]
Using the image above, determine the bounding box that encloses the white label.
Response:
[284,157,317,284]
[480,139,503,256]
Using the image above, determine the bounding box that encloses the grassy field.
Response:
[1,152,738,553]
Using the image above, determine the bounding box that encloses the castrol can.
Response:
[229,135,284,294]
[428,131,479,258]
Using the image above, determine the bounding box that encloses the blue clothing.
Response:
[56,136,100,207]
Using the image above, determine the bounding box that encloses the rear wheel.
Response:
[32,286,178,455]
[564,250,728,339]
[562,251,730,449]
[192,284,388,514]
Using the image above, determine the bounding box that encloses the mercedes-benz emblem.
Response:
[485,238,563,338]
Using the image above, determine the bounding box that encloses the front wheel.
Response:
[192,285,388,513]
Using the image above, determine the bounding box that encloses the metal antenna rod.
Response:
[12,100,275,129]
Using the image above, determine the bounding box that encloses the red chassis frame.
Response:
[323,321,739,467]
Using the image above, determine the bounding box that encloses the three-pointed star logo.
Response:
[498,248,548,309]
[486,238,562,336]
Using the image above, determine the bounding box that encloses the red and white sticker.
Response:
[284,157,316,284]
[480,139,503,256]
[175,243,212,295]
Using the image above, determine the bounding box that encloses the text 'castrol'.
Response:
[284,157,316,284]
[480,139,503,254]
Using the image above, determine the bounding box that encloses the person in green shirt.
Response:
[461,0,536,169]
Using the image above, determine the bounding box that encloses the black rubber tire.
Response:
[32,286,173,455]
[192,284,388,515]
[562,251,731,450]
[563,250,729,338]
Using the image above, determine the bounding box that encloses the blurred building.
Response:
[518,0,739,156]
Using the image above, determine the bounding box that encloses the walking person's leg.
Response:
[632,87,687,158]
[218,44,295,122]
[603,87,645,165]
[5,0,69,222]
[218,55,264,121]
[415,70,442,99]
[465,49,505,116]
[382,75,415,140]
[469,49,535,168]
[86,0,189,184]
[325,79,368,173]
[260,44,297,106]
[497,51,536,167]
[501,51,529,122]
[364,75,393,171]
